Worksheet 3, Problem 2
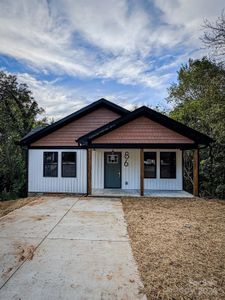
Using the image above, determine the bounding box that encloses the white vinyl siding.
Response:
[28,149,87,193]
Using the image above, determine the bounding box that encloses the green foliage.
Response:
[0,71,45,200]
[167,58,225,198]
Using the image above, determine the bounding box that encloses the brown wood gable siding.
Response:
[93,116,194,144]
[31,107,120,146]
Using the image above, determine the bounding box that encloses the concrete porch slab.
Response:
[92,188,140,197]
[92,188,193,198]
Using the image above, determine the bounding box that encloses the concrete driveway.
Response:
[0,196,146,300]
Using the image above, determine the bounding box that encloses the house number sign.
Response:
[124,151,129,167]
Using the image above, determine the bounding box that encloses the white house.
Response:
[20,99,212,197]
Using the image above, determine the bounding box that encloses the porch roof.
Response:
[77,106,213,148]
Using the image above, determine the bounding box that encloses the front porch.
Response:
[88,148,199,197]
[92,188,193,198]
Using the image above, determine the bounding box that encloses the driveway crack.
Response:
[0,198,80,290]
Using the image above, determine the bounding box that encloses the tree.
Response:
[201,11,225,58]
[0,71,45,199]
[167,58,225,198]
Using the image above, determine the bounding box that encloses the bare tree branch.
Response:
[201,10,225,57]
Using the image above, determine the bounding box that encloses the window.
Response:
[62,152,76,177]
[160,152,176,178]
[144,152,156,178]
[107,154,119,164]
[43,152,58,177]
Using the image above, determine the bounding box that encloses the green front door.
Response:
[104,152,121,188]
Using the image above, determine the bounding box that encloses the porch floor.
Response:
[92,189,193,198]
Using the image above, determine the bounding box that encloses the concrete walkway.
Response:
[0,197,146,300]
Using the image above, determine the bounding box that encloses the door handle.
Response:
[118,171,120,177]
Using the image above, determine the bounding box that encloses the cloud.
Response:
[0,0,224,112]
[0,0,92,76]
[15,73,139,120]
[60,0,152,56]
[15,71,169,121]
[16,73,86,120]
[153,0,225,44]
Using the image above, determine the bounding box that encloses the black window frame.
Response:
[144,152,157,178]
[43,152,58,177]
[61,152,77,178]
[160,152,176,179]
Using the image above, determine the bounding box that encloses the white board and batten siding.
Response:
[29,148,183,193]
[144,149,183,191]
[28,149,87,193]
[92,148,183,191]
[92,149,140,190]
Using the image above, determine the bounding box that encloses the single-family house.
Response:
[20,98,212,197]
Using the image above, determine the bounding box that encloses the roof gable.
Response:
[20,98,129,146]
[92,116,194,144]
[77,106,213,146]
[31,107,121,147]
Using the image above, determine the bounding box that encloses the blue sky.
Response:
[0,0,224,120]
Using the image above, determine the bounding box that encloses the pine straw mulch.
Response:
[0,197,37,218]
[122,197,225,300]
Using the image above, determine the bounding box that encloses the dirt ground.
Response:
[122,197,225,300]
[0,197,36,218]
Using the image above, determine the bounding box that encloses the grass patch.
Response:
[122,197,225,300]
[0,197,36,218]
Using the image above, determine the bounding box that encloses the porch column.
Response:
[140,149,144,196]
[87,148,92,195]
[193,148,199,197]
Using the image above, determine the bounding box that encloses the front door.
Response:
[104,152,121,188]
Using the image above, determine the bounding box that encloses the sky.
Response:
[0,0,224,120]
